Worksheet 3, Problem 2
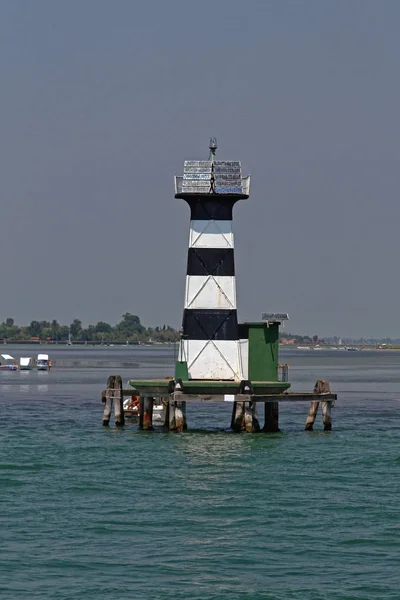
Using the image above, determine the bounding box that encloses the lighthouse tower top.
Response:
[174,138,250,199]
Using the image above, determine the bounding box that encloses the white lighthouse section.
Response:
[178,339,244,380]
[189,220,234,248]
[185,276,236,310]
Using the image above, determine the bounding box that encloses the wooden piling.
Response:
[102,375,114,426]
[305,380,331,431]
[175,401,187,432]
[244,401,260,433]
[113,375,124,427]
[322,400,332,431]
[231,401,244,432]
[305,401,319,431]
[102,375,124,426]
[263,401,280,432]
[142,396,154,430]
[168,401,176,431]
[162,397,170,428]
[139,397,145,429]
[168,400,187,432]
[314,380,331,395]
[244,403,253,432]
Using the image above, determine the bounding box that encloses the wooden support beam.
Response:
[231,401,245,432]
[175,401,187,432]
[162,397,169,428]
[168,400,187,432]
[244,401,260,433]
[322,401,332,431]
[263,401,279,432]
[142,396,154,430]
[172,392,336,403]
[168,400,176,431]
[113,375,124,427]
[305,380,332,431]
[139,397,145,429]
[102,376,114,426]
[102,375,124,426]
[102,389,337,403]
[305,401,319,431]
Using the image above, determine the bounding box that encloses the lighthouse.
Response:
[174,138,250,381]
[104,138,337,433]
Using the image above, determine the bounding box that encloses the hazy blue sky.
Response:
[1,0,399,337]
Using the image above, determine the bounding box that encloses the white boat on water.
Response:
[297,346,311,350]
[0,354,18,371]
[123,396,164,422]
[37,354,50,371]
[20,357,33,371]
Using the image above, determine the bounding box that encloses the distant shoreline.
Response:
[0,340,176,346]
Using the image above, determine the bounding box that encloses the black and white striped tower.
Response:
[174,139,250,380]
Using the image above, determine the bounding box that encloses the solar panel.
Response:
[181,160,245,194]
[261,313,289,322]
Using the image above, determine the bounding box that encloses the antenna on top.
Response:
[208,137,218,162]
[208,137,217,193]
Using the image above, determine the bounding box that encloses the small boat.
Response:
[20,357,33,371]
[37,353,50,371]
[0,354,18,371]
[297,346,311,350]
[123,396,164,422]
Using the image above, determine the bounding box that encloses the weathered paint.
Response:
[185,275,236,309]
[178,339,243,380]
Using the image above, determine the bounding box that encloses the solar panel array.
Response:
[182,160,243,194]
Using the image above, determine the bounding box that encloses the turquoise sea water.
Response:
[0,346,399,599]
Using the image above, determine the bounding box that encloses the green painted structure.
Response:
[127,377,290,396]
[243,322,280,383]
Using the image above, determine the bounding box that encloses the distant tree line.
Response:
[279,331,321,343]
[0,314,180,344]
